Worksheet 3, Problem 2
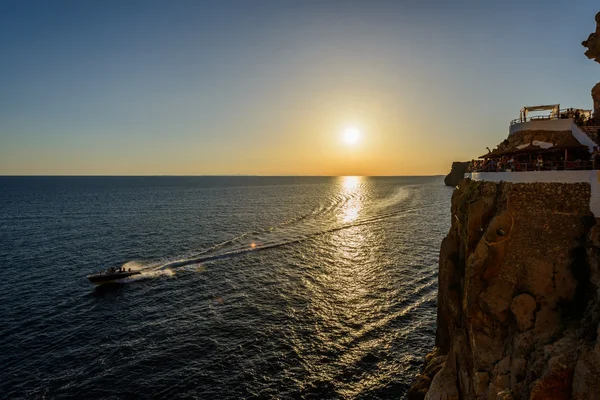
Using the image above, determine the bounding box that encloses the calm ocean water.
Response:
[0,176,451,399]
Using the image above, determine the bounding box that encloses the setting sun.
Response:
[342,126,361,146]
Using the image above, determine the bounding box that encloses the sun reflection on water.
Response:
[339,176,363,223]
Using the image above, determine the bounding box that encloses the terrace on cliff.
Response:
[464,104,600,215]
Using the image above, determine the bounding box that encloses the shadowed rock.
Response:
[409,180,599,399]
[583,12,600,123]
[444,161,469,186]
[582,12,600,63]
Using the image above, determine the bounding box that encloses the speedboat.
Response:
[87,269,141,284]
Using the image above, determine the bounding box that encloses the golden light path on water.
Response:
[297,175,394,397]
[340,176,362,223]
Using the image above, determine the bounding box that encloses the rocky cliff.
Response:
[445,162,470,187]
[408,179,600,399]
[583,11,600,122]
[582,12,600,63]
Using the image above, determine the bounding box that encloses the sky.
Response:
[1,0,599,176]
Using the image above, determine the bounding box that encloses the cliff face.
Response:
[409,180,600,399]
[582,12,600,64]
[583,12,600,122]
[592,83,600,124]
[445,162,470,187]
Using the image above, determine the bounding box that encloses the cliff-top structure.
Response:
[409,11,600,400]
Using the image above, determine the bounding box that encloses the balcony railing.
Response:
[510,109,593,126]
[469,160,596,173]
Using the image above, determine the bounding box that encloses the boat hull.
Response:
[87,271,141,284]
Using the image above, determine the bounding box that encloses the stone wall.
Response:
[408,180,600,400]
[465,171,600,218]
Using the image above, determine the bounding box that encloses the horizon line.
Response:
[0,174,445,178]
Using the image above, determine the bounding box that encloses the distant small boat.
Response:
[87,269,141,284]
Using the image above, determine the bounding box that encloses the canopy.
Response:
[478,148,506,159]
[519,104,560,122]
[547,135,589,151]
[511,143,549,154]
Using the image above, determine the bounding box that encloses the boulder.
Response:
[510,293,537,331]
[478,280,514,322]
[425,364,459,400]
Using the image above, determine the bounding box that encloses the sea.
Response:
[0,176,452,399]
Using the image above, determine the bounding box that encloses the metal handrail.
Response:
[468,160,596,173]
[510,108,593,126]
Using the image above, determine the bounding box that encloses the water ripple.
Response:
[0,176,451,399]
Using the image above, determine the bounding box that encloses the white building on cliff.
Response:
[464,104,600,214]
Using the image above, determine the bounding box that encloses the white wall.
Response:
[509,119,574,136]
[571,123,596,152]
[464,170,600,216]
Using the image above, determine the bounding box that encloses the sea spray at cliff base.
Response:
[0,176,450,399]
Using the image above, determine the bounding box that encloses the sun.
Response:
[342,126,361,146]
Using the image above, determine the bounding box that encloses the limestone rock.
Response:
[520,258,554,300]
[407,350,447,400]
[408,178,598,399]
[473,371,489,396]
[408,374,433,400]
[479,280,514,322]
[533,306,561,341]
[592,83,600,125]
[513,330,536,356]
[497,355,511,375]
[496,392,514,400]
[471,330,504,371]
[588,220,600,248]
[425,364,459,400]
[529,368,574,400]
[573,346,600,400]
[582,12,600,64]
[583,12,600,121]
[510,357,527,392]
[488,374,510,399]
[510,293,537,331]
[444,161,470,187]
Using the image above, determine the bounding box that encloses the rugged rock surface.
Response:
[445,162,470,187]
[583,11,600,123]
[408,179,600,399]
[592,83,600,124]
[487,130,579,156]
[582,12,600,64]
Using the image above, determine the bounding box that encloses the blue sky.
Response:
[1,0,598,175]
